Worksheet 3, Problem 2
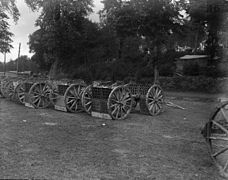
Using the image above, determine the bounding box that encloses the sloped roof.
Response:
[179,55,209,60]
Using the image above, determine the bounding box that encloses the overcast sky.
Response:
[0,0,103,63]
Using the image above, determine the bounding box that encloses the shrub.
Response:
[159,76,222,93]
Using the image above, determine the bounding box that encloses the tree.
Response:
[189,0,227,59]
[26,0,93,75]
[100,0,188,80]
[0,0,19,53]
[4,55,39,72]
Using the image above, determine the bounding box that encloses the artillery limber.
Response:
[0,76,7,97]
[0,73,165,120]
[20,78,54,108]
[0,77,25,102]
[89,80,165,120]
[201,101,228,178]
[50,79,87,112]
[90,81,132,120]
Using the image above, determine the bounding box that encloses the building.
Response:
[176,55,209,74]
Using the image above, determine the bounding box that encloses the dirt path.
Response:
[0,98,225,179]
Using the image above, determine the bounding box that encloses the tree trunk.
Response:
[118,38,124,60]
[193,23,201,52]
[153,45,160,83]
[49,59,59,79]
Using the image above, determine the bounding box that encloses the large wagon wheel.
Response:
[82,85,92,114]
[0,79,4,96]
[107,86,132,120]
[29,82,53,108]
[64,84,85,113]
[146,84,164,116]
[201,102,228,178]
[1,80,10,98]
[5,81,15,100]
[15,82,26,104]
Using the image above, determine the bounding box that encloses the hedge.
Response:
[159,76,226,93]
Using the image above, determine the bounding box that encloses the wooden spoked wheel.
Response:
[0,79,3,96]
[146,84,164,116]
[82,85,92,114]
[1,81,10,98]
[5,81,15,100]
[29,82,53,108]
[15,82,26,104]
[64,84,85,113]
[107,86,132,120]
[202,102,228,178]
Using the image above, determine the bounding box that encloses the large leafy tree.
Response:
[189,0,228,59]
[26,0,93,73]
[100,0,188,79]
[0,0,19,53]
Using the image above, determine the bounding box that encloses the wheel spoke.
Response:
[115,106,120,119]
[74,101,78,111]
[67,99,75,105]
[149,100,155,106]
[87,106,91,112]
[74,87,78,97]
[69,89,75,97]
[85,101,91,106]
[110,98,119,103]
[112,92,118,101]
[84,96,91,100]
[212,146,228,157]
[70,100,76,110]
[223,160,228,171]
[122,106,127,114]
[111,105,118,115]
[37,98,41,107]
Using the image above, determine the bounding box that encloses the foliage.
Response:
[189,0,226,58]
[25,0,228,84]
[159,76,222,93]
[0,0,19,53]
[0,55,39,72]
[26,0,94,73]
[101,0,188,61]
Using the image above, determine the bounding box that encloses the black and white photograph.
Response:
[0,0,228,179]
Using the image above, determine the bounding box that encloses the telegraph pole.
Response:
[17,43,21,73]
[3,52,6,76]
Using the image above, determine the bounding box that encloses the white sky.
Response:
[0,0,103,62]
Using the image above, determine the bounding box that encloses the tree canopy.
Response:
[26,0,94,73]
[0,0,19,53]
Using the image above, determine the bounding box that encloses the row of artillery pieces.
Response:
[0,76,165,120]
[0,76,228,177]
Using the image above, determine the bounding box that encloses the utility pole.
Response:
[3,52,6,76]
[17,43,21,73]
